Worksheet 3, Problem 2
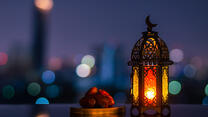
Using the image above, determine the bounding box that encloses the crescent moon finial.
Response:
[145,16,157,32]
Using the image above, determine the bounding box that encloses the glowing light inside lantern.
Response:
[145,88,156,100]
[144,67,157,105]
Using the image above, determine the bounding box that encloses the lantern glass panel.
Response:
[142,38,159,59]
[162,66,169,104]
[131,67,139,106]
[143,66,157,107]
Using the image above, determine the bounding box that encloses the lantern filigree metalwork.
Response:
[128,16,173,115]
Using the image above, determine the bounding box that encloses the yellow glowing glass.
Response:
[132,67,139,105]
[162,66,168,103]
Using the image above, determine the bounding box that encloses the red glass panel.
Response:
[143,66,157,106]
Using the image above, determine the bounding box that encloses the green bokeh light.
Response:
[2,85,15,99]
[81,55,95,68]
[169,81,181,95]
[204,84,208,96]
[27,82,41,96]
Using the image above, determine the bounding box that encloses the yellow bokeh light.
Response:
[81,55,95,68]
[145,88,156,100]
[34,0,53,12]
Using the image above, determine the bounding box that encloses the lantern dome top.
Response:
[128,16,173,66]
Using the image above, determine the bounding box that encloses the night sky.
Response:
[0,0,208,60]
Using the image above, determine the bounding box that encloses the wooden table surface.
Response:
[0,104,208,117]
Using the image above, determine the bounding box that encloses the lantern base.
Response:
[130,105,170,116]
[140,106,161,115]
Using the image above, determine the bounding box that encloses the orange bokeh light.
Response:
[34,0,53,12]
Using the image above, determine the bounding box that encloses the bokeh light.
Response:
[34,0,53,12]
[42,70,55,84]
[202,96,208,105]
[169,81,182,95]
[36,113,50,117]
[170,49,184,63]
[48,57,62,71]
[35,97,49,104]
[204,84,208,96]
[81,55,95,68]
[183,64,197,78]
[0,52,8,66]
[46,85,60,98]
[2,85,15,99]
[76,64,91,78]
[27,82,41,96]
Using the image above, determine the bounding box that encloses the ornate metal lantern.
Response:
[128,16,173,115]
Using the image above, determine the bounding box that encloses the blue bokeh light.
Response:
[46,85,60,98]
[42,70,55,84]
[183,64,197,78]
[35,97,49,104]
[202,96,208,105]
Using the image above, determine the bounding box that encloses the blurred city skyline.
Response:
[0,0,208,60]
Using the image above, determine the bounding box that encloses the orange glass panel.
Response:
[142,38,159,59]
[144,66,157,106]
